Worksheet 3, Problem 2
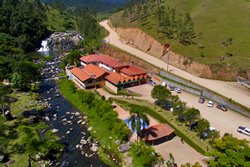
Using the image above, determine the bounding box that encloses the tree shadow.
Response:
[141,127,176,145]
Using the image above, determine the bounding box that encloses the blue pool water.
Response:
[124,117,149,134]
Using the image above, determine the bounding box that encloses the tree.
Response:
[0,83,11,114]
[208,134,250,167]
[183,108,200,123]
[128,106,149,141]
[181,162,202,167]
[151,85,171,103]
[0,0,48,52]
[197,119,210,138]
[11,60,40,90]
[11,72,27,90]
[61,50,83,68]
[178,13,195,45]
[129,141,163,167]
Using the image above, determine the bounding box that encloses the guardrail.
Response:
[159,71,250,117]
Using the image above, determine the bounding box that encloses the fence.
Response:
[159,71,250,117]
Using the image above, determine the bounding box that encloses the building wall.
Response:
[105,81,118,93]
[81,62,87,66]
[72,74,106,90]
[72,75,86,89]
[99,63,115,72]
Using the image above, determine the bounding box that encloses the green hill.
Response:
[111,0,250,74]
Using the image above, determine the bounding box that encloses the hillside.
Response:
[110,0,250,80]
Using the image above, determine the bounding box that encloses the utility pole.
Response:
[167,54,170,72]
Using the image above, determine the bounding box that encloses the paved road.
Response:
[99,20,250,109]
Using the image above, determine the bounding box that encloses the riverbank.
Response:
[57,79,131,166]
[38,52,107,166]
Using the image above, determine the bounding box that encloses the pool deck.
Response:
[113,102,158,142]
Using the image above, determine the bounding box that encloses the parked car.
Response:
[148,80,156,86]
[162,102,173,110]
[237,126,250,136]
[162,81,167,87]
[216,104,228,111]
[198,97,205,104]
[154,101,173,110]
[169,85,175,91]
[176,88,181,94]
[208,127,217,131]
[207,101,214,107]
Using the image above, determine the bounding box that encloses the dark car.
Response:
[154,101,173,110]
[169,85,175,91]
[198,97,205,104]
[216,104,227,111]
[148,80,156,86]
[162,102,173,110]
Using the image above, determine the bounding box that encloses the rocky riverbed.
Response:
[39,52,106,167]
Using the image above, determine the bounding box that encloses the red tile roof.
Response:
[141,124,174,141]
[120,66,147,76]
[80,54,126,68]
[71,64,107,82]
[84,64,107,79]
[71,67,90,82]
[105,72,128,85]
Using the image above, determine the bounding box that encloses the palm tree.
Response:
[128,106,149,141]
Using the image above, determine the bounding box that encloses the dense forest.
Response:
[0,0,104,90]
[42,0,127,12]
[0,0,106,165]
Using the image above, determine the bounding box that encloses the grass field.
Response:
[110,0,250,72]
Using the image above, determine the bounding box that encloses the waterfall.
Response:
[38,40,50,52]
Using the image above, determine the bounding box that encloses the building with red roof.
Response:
[67,54,151,91]
[78,54,151,92]
[70,64,108,89]
[80,54,127,72]
[120,66,147,77]
[141,124,175,145]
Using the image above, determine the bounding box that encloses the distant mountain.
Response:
[41,0,127,12]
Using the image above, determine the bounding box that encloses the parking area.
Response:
[173,91,250,141]
[128,83,250,141]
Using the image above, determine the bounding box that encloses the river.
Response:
[39,51,107,167]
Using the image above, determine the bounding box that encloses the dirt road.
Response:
[99,20,250,109]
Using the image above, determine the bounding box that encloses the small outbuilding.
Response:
[141,124,175,145]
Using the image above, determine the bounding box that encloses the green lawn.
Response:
[110,0,250,73]
[10,92,44,116]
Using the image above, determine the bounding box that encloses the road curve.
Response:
[100,20,250,109]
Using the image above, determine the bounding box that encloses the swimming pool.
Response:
[124,117,149,134]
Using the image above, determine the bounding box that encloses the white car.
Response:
[162,82,167,87]
[207,101,214,107]
[176,88,181,94]
[237,126,250,136]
